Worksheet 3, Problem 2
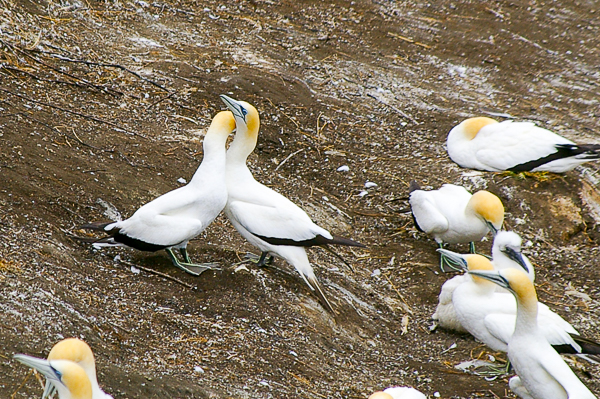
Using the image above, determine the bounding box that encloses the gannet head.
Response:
[452,117,498,140]
[437,249,495,284]
[48,338,96,374]
[44,338,97,399]
[208,110,236,136]
[14,355,93,399]
[368,392,393,399]
[220,94,260,138]
[492,231,529,273]
[469,268,537,304]
[469,191,504,233]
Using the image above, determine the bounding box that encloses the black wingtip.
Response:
[78,221,114,231]
[571,334,600,355]
[329,235,366,248]
[409,180,421,194]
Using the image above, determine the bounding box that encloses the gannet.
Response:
[470,268,597,399]
[432,231,533,331]
[78,111,236,275]
[441,250,599,358]
[368,387,426,399]
[14,355,93,399]
[408,181,504,268]
[43,338,112,399]
[447,117,600,173]
[220,94,365,312]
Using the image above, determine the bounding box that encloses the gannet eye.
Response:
[53,367,63,381]
[240,107,248,117]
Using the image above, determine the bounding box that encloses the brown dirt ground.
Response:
[1,0,600,398]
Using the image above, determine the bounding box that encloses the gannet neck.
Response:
[189,111,235,184]
[225,101,260,166]
[504,269,539,336]
[48,338,97,384]
[454,117,498,141]
[466,191,504,231]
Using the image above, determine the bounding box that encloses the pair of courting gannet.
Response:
[471,268,597,399]
[220,95,365,312]
[440,250,600,361]
[408,181,504,268]
[14,338,112,399]
[447,117,600,173]
[78,111,236,275]
[368,387,426,399]
[432,230,532,332]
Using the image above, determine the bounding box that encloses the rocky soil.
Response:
[1,0,599,398]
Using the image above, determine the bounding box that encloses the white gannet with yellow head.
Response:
[14,355,93,399]
[408,181,504,268]
[220,95,364,312]
[368,386,426,399]
[41,338,112,399]
[470,268,597,399]
[433,231,534,331]
[440,249,600,361]
[77,111,236,275]
[447,116,600,173]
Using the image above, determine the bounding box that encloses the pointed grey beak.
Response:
[220,94,247,121]
[468,270,511,290]
[486,220,499,236]
[436,248,469,271]
[14,354,62,384]
[42,380,57,399]
[502,247,529,274]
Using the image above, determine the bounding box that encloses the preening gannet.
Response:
[447,117,600,173]
[14,355,93,399]
[78,111,236,275]
[43,338,112,399]
[470,268,597,399]
[408,181,504,268]
[368,387,426,399]
[442,250,599,359]
[432,231,533,331]
[220,94,365,312]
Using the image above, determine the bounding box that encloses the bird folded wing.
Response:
[227,198,331,242]
[409,193,449,234]
[484,314,515,345]
[537,352,597,399]
[475,122,574,171]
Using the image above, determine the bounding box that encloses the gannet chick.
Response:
[408,181,504,268]
[220,95,365,312]
[368,387,426,399]
[14,355,92,399]
[43,338,112,399]
[441,249,598,358]
[470,268,597,399]
[492,231,534,282]
[77,111,236,275]
[447,117,600,173]
[431,273,469,333]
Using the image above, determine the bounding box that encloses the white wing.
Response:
[474,121,574,171]
[485,312,579,350]
[112,184,226,246]
[537,351,597,398]
[409,191,449,235]
[227,183,331,243]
